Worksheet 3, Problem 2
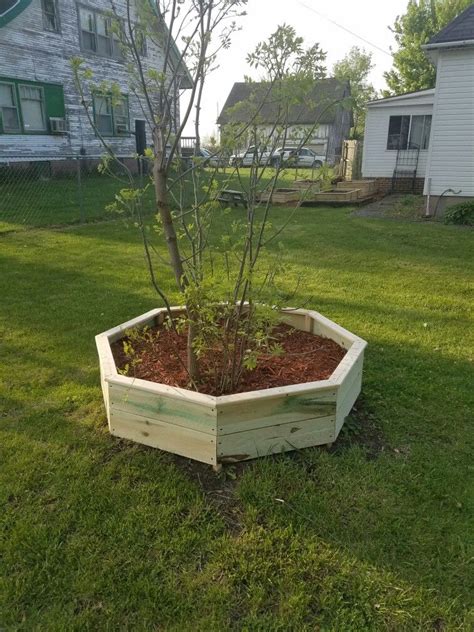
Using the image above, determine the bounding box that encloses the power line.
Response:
[297,1,393,57]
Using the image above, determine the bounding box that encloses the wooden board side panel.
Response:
[334,350,364,397]
[217,389,337,435]
[109,409,217,465]
[280,311,312,332]
[335,364,364,436]
[218,415,335,463]
[96,334,116,420]
[109,384,217,435]
[310,320,356,350]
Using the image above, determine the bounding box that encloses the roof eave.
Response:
[422,38,474,50]
[366,89,435,107]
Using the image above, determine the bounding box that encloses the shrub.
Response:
[444,201,474,226]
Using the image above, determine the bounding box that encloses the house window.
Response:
[79,5,123,59]
[80,8,97,52]
[42,0,60,32]
[387,115,432,150]
[93,94,129,136]
[96,13,113,56]
[0,82,21,132]
[19,85,46,131]
[409,115,432,150]
[135,28,147,57]
[0,77,66,135]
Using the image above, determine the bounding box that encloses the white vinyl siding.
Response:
[424,47,474,197]
[362,101,433,178]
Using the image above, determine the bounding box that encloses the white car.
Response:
[271,146,325,168]
[229,145,272,167]
[200,147,228,168]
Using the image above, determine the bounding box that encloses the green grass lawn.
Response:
[1,205,473,629]
[0,164,319,233]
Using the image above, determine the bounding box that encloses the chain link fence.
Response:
[0,154,154,233]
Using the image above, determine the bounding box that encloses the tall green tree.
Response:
[333,46,377,138]
[246,24,327,81]
[383,0,473,96]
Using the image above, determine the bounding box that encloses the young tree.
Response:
[73,6,341,394]
[384,0,473,96]
[333,46,377,138]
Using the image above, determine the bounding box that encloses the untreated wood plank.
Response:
[109,409,217,465]
[279,311,312,332]
[102,308,163,343]
[331,344,365,385]
[109,382,217,435]
[336,374,363,435]
[217,389,337,435]
[305,310,365,350]
[107,373,216,406]
[96,333,117,421]
[335,351,364,435]
[218,415,335,462]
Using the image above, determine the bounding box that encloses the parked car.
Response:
[200,147,229,168]
[181,147,227,168]
[271,146,325,168]
[229,145,272,167]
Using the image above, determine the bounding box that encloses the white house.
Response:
[362,4,474,213]
[0,0,190,162]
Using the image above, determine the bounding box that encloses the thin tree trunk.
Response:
[153,127,200,384]
[153,129,185,287]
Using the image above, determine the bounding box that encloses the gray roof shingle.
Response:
[217,78,350,126]
[428,3,474,45]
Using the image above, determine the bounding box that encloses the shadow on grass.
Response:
[1,214,472,626]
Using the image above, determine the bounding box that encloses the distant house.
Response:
[0,0,190,162]
[362,4,474,213]
[217,78,353,164]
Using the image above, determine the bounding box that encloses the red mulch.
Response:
[112,323,346,396]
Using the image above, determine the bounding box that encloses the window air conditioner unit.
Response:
[49,117,67,133]
[116,124,128,134]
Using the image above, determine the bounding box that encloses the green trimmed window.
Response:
[93,94,129,136]
[0,82,21,132]
[0,77,65,134]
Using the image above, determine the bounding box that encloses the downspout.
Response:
[425,178,432,217]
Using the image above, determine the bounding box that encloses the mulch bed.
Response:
[112,322,346,397]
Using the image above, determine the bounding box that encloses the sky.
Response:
[183,0,410,138]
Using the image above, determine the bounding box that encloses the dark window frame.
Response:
[0,81,21,133]
[134,26,147,57]
[387,114,432,151]
[77,3,124,60]
[92,93,130,137]
[41,0,60,33]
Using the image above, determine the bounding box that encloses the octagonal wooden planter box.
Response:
[96,308,366,468]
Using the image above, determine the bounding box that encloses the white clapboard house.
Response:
[0,0,190,162]
[362,4,474,213]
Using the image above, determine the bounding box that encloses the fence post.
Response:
[76,156,86,223]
